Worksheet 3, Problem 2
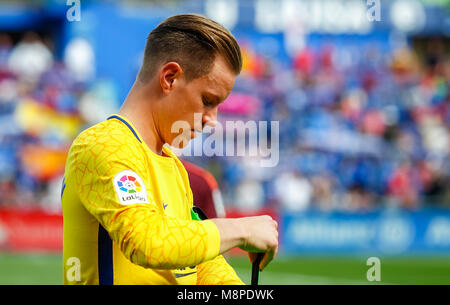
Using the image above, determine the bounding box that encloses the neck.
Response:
[118,80,165,155]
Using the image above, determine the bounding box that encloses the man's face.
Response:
[160,56,236,148]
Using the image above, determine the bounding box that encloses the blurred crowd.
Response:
[0,32,118,211]
[212,38,450,212]
[0,30,448,213]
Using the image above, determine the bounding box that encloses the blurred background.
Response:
[0,0,449,284]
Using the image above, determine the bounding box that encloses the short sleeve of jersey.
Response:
[69,125,220,269]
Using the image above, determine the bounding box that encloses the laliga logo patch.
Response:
[113,170,149,205]
[117,175,142,193]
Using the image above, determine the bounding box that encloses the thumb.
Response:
[248,252,259,264]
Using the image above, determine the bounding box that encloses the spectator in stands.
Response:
[8,32,53,82]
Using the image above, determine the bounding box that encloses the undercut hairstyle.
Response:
[137,14,242,83]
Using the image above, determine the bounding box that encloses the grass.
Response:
[0,252,62,285]
[0,252,449,285]
[227,255,450,285]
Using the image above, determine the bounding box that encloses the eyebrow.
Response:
[204,92,223,105]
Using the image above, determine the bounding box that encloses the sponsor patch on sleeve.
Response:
[113,170,150,205]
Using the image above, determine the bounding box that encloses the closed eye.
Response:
[202,96,214,107]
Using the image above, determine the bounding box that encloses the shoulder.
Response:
[73,119,129,147]
[68,119,145,169]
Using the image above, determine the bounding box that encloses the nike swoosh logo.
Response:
[174,271,196,278]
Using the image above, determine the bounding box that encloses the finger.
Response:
[259,248,275,271]
[248,252,258,264]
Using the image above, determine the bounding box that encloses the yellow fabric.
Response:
[197,255,245,285]
[62,114,242,285]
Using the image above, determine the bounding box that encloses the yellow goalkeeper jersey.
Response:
[62,114,243,285]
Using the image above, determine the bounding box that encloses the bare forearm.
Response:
[210,218,247,254]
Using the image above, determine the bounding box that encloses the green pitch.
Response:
[229,255,450,285]
[0,253,449,285]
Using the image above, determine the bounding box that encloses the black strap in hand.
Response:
[251,253,264,286]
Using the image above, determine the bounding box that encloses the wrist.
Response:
[210,218,249,254]
[232,218,249,249]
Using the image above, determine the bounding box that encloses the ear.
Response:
[160,62,183,96]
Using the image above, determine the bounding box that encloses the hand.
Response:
[239,215,278,271]
[211,215,279,270]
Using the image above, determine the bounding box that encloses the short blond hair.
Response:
[138,14,242,82]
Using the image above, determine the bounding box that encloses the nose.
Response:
[202,107,218,129]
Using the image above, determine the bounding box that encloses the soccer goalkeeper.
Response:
[61,14,278,285]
